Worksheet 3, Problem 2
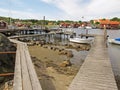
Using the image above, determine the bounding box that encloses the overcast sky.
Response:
[0,0,120,21]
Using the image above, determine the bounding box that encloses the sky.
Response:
[0,0,120,21]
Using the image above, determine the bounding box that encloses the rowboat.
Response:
[108,38,120,45]
[69,37,93,44]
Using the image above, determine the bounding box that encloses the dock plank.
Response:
[20,44,32,90]
[24,43,42,90]
[13,44,22,90]
[11,39,42,90]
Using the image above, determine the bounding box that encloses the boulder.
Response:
[35,41,41,45]
[0,33,16,82]
[60,60,72,67]
[66,50,73,58]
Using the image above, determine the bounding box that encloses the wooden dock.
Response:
[10,39,42,90]
[9,30,75,39]
[69,35,118,90]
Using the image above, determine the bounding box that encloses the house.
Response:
[60,23,71,28]
[0,21,7,29]
[94,19,120,29]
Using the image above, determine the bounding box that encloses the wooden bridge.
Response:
[10,39,42,90]
[69,35,118,90]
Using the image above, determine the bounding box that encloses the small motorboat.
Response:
[69,37,93,44]
[85,26,92,29]
[108,38,120,45]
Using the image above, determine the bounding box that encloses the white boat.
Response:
[108,38,120,45]
[69,37,93,44]
[78,26,92,29]
[85,26,92,29]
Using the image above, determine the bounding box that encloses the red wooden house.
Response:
[0,21,7,29]
[94,19,120,29]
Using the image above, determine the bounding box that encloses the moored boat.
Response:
[108,38,120,45]
[69,37,93,44]
[85,26,92,29]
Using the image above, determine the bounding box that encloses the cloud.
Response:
[41,0,120,20]
[1,0,120,21]
[0,8,42,19]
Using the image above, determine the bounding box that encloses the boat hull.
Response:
[69,38,93,44]
[108,39,120,45]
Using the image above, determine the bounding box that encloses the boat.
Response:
[69,37,93,44]
[108,38,120,45]
[85,26,92,29]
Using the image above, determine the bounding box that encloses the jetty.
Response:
[69,35,118,90]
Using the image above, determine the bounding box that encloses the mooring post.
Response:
[103,25,108,47]
[103,25,106,40]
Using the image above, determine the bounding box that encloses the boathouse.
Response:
[0,21,7,29]
[94,19,120,29]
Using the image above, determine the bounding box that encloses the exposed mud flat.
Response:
[28,44,88,90]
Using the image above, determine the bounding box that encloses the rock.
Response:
[66,50,73,58]
[30,40,35,45]
[0,33,16,82]
[42,45,48,48]
[60,60,72,67]
[58,51,64,55]
[58,50,67,55]
[40,40,45,45]
[52,47,57,51]
[50,46,53,50]
[58,49,62,52]
[47,46,52,49]
[75,45,80,49]
[27,42,34,46]
[35,41,41,45]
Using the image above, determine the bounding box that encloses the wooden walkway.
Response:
[69,35,118,90]
[10,39,42,90]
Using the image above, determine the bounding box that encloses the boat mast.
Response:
[8,0,12,25]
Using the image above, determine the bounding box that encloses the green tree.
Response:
[90,20,94,24]
[110,17,120,21]
[95,22,100,25]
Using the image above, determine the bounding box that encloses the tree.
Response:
[78,20,82,24]
[90,20,94,24]
[102,18,106,20]
[95,22,100,25]
[110,17,120,21]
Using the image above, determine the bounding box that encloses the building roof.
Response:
[94,19,120,25]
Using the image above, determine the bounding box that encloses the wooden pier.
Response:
[10,39,42,90]
[9,30,75,41]
[69,35,118,90]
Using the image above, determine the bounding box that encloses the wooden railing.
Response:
[10,39,42,90]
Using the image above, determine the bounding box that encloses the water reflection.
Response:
[108,44,120,75]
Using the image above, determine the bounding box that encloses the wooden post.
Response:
[104,25,107,41]
[103,25,108,47]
